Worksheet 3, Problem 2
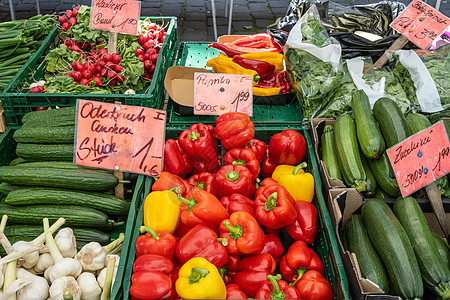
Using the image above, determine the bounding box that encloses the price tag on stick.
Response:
[194,73,253,116]
[75,99,166,176]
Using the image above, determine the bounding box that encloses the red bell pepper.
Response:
[226,283,248,299]
[219,267,234,285]
[261,233,283,259]
[224,148,260,180]
[130,271,172,300]
[225,254,240,272]
[255,274,301,299]
[219,211,265,255]
[238,253,276,273]
[295,270,333,300]
[135,226,176,259]
[152,172,193,197]
[214,164,255,199]
[187,172,218,198]
[175,224,228,268]
[269,129,307,165]
[215,112,255,150]
[285,201,318,244]
[173,221,191,239]
[255,183,297,229]
[260,156,278,178]
[178,187,229,232]
[258,177,278,189]
[257,71,291,94]
[133,254,173,274]
[244,139,267,162]
[232,56,275,79]
[167,266,181,300]
[179,123,220,173]
[163,139,193,178]
[229,33,281,52]
[280,241,324,285]
[208,43,246,57]
[264,227,281,236]
[220,193,256,218]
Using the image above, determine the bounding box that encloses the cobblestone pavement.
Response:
[0,0,448,41]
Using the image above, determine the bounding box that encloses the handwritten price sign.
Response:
[75,100,166,176]
[387,121,450,197]
[390,0,449,49]
[90,0,141,35]
[194,73,253,116]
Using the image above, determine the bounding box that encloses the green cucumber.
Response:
[373,97,411,148]
[394,197,450,298]
[6,187,130,216]
[351,90,386,159]
[13,126,75,144]
[321,125,342,180]
[368,153,400,197]
[362,199,423,300]
[22,114,75,128]
[22,106,76,124]
[0,166,118,191]
[9,157,29,166]
[16,143,73,161]
[0,182,18,195]
[334,114,367,192]
[431,231,450,267]
[361,155,377,197]
[346,215,389,293]
[13,161,114,174]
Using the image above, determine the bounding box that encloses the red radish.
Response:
[116,75,124,83]
[64,73,72,77]
[79,52,86,60]
[62,22,71,31]
[99,60,106,67]
[58,16,68,23]
[137,35,146,45]
[70,45,81,52]
[82,70,93,79]
[76,61,85,72]
[92,77,102,87]
[114,65,123,73]
[143,60,152,70]
[69,17,77,25]
[136,49,144,56]
[66,10,73,18]
[63,39,72,46]
[72,61,78,70]
[150,53,159,63]
[160,35,166,42]
[109,79,117,86]
[143,74,151,81]
[100,68,108,77]
[112,54,121,64]
[83,62,89,69]
[80,78,90,86]
[95,65,102,73]
[80,42,89,50]
[35,107,47,111]
[72,6,80,16]
[139,56,145,62]
[149,64,156,74]
[107,71,117,79]
[89,65,96,73]
[142,42,152,51]
[103,53,112,62]
[146,48,156,56]
[30,86,43,93]
[148,23,157,31]
[95,73,101,78]
[98,48,107,55]
[143,53,150,60]
[72,71,82,81]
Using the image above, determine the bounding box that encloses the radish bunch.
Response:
[58,6,80,31]
[136,22,166,80]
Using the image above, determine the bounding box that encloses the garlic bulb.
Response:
[55,229,77,258]
[75,243,106,272]
[11,241,40,268]
[76,273,101,300]
[49,276,81,300]
[44,266,52,283]
[49,258,82,283]
[16,268,35,279]
[35,253,55,274]
[17,274,49,300]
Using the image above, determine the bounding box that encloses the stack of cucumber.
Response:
[0,107,131,252]
[321,90,450,198]
[346,197,450,299]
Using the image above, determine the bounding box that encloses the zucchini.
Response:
[351,90,386,159]
[373,97,411,148]
[346,215,389,293]
[373,188,390,199]
[361,155,377,197]
[9,157,29,166]
[16,143,73,161]
[333,114,367,192]
[321,125,342,180]
[362,199,423,300]
[432,231,450,267]
[22,114,75,128]
[22,106,76,124]
[0,166,118,191]
[393,197,450,297]
[13,126,75,144]
[0,203,111,230]
[0,182,18,195]
[368,153,400,197]
[6,187,130,216]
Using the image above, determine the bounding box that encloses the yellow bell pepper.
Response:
[253,86,281,96]
[277,163,315,202]
[240,52,284,72]
[272,163,305,182]
[176,257,226,299]
[143,187,182,233]
[206,54,260,86]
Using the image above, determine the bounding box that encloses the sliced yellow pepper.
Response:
[176,257,226,299]
[207,54,260,86]
[253,86,281,96]
[272,163,305,182]
[278,163,315,202]
[240,52,284,72]
[143,187,181,233]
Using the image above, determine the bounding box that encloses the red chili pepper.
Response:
[226,283,248,299]
[230,33,281,51]
[220,193,256,218]
[255,183,297,229]
[295,270,333,300]
[224,148,260,180]
[280,241,324,285]
[255,274,301,299]
[178,187,230,232]
[285,201,318,244]
[135,226,177,260]
[208,43,246,57]
[187,172,218,198]
[133,254,173,275]
[215,112,255,150]
[130,271,172,300]
[260,157,278,178]
[269,129,307,165]
[232,56,275,79]
[214,165,255,199]
[244,139,267,162]
[219,211,265,255]
[152,172,193,197]
[179,123,220,173]
[261,234,283,259]
[175,224,228,268]
[238,253,276,273]
[163,139,193,178]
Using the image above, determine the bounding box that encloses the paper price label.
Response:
[194,73,253,116]
[75,100,166,176]
[386,121,450,197]
[390,0,449,49]
[90,0,141,35]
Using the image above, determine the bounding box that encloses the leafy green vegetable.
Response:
[301,14,328,47]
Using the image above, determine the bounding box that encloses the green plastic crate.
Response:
[1,16,177,126]
[0,127,18,166]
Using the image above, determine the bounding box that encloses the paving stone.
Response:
[249,2,270,12]
[270,6,287,15]
[254,17,274,27]
[141,7,162,15]
[229,4,250,13]
[183,20,206,30]
[141,2,162,9]
[183,28,208,41]
[206,16,229,26]
[251,10,275,19]
[268,0,289,8]
[207,24,229,36]
[184,12,207,21]
[231,20,253,29]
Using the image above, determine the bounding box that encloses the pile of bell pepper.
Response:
[207,33,291,97]
[130,112,333,300]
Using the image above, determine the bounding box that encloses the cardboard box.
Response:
[0,103,7,134]
[328,188,450,300]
